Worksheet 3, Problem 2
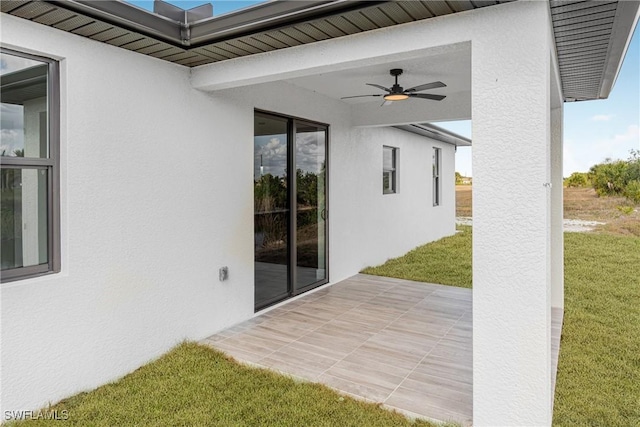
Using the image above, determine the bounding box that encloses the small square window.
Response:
[383,146,397,194]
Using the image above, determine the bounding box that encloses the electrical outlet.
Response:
[219,266,229,282]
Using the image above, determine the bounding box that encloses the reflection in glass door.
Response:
[295,123,327,292]
[254,112,328,310]
[254,113,289,308]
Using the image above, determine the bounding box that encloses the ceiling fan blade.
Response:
[381,100,393,107]
[409,93,446,101]
[341,94,383,99]
[366,83,391,92]
[405,81,447,92]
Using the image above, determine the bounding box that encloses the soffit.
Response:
[1,0,507,67]
[550,0,639,101]
[2,1,638,101]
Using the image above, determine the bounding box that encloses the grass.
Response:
[10,342,436,427]
[361,230,471,288]
[554,233,640,426]
[361,226,640,426]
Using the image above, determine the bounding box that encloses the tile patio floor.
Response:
[202,274,563,425]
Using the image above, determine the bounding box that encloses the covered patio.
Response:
[203,274,563,425]
[1,1,637,422]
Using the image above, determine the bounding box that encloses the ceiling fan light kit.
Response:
[342,68,446,103]
[384,93,409,101]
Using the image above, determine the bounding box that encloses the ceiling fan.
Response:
[341,68,446,103]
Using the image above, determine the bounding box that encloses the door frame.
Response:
[254,109,330,311]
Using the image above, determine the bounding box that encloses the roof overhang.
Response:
[44,0,381,48]
[596,1,639,99]
[395,123,472,147]
[0,0,503,66]
[2,0,638,102]
[551,0,640,101]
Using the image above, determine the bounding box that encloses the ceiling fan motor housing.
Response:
[390,69,404,93]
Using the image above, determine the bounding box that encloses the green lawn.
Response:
[361,229,472,288]
[555,232,640,426]
[10,342,435,427]
[364,226,640,426]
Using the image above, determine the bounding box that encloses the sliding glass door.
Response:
[253,113,289,307]
[295,122,327,291]
[254,112,328,310]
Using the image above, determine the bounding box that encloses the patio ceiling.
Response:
[2,0,638,101]
[285,48,472,124]
[288,49,470,105]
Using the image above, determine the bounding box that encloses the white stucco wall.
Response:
[0,14,456,415]
[1,14,256,415]
[332,126,456,279]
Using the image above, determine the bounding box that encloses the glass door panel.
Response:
[295,123,327,291]
[254,114,289,309]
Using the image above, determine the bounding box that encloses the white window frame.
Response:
[433,147,441,206]
[383,146,398,194]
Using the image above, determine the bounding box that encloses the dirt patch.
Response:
[455,185,472,217]
[456,217,473,227]
[456,185,640,237]
[563,219,606,232]
[563,187,640,236]
[457,217,605,233]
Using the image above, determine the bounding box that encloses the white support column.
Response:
[472,2,553,425]
[550,106,564,309]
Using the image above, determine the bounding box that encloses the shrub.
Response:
[588,159,628,196]
[625,149,640,183]
[587,150,640,203]
[625,180,640,204]
[565,172,589,188]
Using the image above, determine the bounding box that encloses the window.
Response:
[383,146,397,194]
[433,147,441,206]
[1,48,59,282]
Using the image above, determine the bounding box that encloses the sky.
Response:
[438,27,640,178]
[127,0,265,16]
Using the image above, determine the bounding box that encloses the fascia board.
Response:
[598,0,640,99]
